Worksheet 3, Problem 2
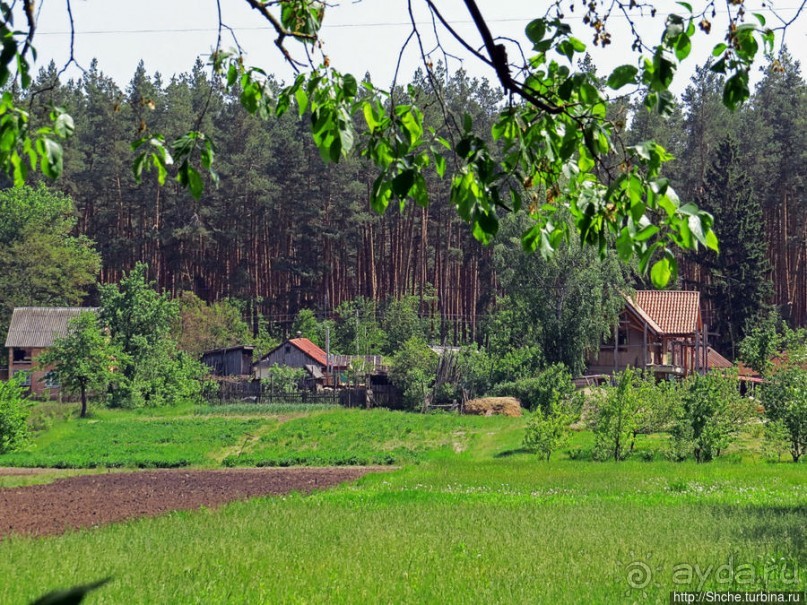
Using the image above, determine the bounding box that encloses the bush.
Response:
[388,338,438,411]
[491,363,579,414]
[671,370,754,463]
[0,375,29,454]
[261,363,306,395]
[523,403,574,461]
[111,343,205,408]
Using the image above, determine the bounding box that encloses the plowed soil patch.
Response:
[0,467,378,538]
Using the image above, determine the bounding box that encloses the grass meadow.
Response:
[0,403,804,604]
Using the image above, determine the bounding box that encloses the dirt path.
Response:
[0,467,381,539]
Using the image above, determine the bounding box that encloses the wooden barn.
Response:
[4,307,98,396]
[200,345,255,378]
[586,291,716,378]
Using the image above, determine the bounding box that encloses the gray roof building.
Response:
[5,307,98,349]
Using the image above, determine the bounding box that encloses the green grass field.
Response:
[0,403,804,604]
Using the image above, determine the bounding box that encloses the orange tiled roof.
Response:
[706,346,733,369]
[289,338,328,367]
[628,290,701,335]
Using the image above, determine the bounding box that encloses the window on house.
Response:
[44,371,60,389]
[12,370,31,386]
[12,348,32,363]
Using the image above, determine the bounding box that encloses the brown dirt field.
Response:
[0,467,380,539]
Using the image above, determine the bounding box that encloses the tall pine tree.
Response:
[696,135,771,357]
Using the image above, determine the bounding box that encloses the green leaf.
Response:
[616,228,634,260]
[38,138,63,179]
[226,63,238,87]
[705,229,719,252]
[53,112,75,138]
[568,37,586,52]
[371,174,392,214]
[711,42,728,57]
[392,169,415,198]
[434,153,446,178]
[294,86,308,117]
[674,34,692,61]
[525,19,547,45]
[634,224,659,242]
[186,166,204,199]
[579,83,600,104]
[400,107,424,146]
[362,104,377,133]
[342,73,358,98]
[475,210,499,241]
[338,126,354,156]
[132,153,147,182]
[650,256,673,288]
[723,70,750,111]
[606,65,638,89]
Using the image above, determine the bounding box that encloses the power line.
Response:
[33,8,804,37]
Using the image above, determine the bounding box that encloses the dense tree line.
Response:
[8,51,806,355]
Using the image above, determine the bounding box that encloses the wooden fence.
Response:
[209,381,376,407]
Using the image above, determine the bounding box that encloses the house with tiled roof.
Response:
[587,291,716,378]
[253,337,385,387]
[4,307,98,395]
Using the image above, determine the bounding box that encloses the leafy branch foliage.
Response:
[0,0,791,287]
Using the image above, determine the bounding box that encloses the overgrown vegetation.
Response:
[0,374,29,454]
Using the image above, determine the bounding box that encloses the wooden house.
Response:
[200,345,255,377]
[254,337,385,388]
[4,307,98,395]
[587,291,715,378]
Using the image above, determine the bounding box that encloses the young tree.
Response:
[523,401,575,461]
[672,370,754,462]
[761,366,807,462]
[38,312,119,418]
[591,369,642,461]
[739,310,785,377]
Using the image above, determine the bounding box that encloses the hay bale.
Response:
[464,397,522,417]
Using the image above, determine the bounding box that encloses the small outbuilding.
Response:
[200,345,255,378]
